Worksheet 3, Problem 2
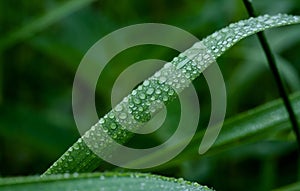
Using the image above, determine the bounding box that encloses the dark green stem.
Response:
[0,52,3,104]
[243,0,300,149]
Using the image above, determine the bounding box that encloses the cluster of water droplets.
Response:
[202,14,300,58]
[41,172,213,191]
[44,41,216,175]
[7,172,211,191]
[44,13,300,175]
[96,173,213,191]
[43,138,102,175]
[72,40,216,158]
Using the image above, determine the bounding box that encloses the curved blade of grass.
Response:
[0,172,213,191]
[0,0,96,50]
[44,14,300,175]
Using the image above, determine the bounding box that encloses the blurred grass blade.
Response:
[228,47,300,98]
[0,0,96,50]
[273,181,300,191]
[0,105,78,157]
[0,172,213,191]
[120,92,300,169]
[44,14,300,175]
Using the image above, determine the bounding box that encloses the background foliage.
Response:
[1,0,300,190]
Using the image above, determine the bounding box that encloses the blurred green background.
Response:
[1,0,300,190]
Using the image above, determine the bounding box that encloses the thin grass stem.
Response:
[243,0,300,150]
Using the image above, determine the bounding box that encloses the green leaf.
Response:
[0,0,96,50]
[0,172,213,191]
[44,14,300,175]
[116,92,300,170]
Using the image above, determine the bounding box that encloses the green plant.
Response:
[42,14,300,176]
[1,0,300,190]
[0,173,212,191]
[3,13,300,190]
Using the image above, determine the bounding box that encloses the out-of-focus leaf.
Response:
[136,92,300,170]
[0,105,77,156]
[0,0,96,50]
[273,181,300,191]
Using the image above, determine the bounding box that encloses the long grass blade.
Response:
[44,14,300,175]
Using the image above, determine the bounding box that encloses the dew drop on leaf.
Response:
[119,113,127,120]
[110,123,117,129]
[146,88,154,95]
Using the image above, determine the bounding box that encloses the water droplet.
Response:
[163,96,168,101]
[103,128,108,133]
[133,98,141,104]
[119,112,127,120]
[154,71,161,77]
[129,102,134,108]
[132,90,137,95]
[138,106,143,112]
[110,123,117,129]
[139,93,146,99]
[74,144,79,150]
[168,89,175,96]
[137,86,142,91]
[159,76,167,84]
[108,113,114,119]
[163,86,169,91]
[212,32,218,38]
[115,105,123,112]
[146,88,154,95]
[99,118,105,124]
[143,80,150,86]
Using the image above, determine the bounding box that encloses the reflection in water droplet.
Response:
[133,98,141,104]
[119,112,127,120]
[108,113,114,119]
[110,123,117,129]
[99,118,105,124]
[139,93,146,99]
[115,105,123,112]
[146,88,154,95]
[143,80,150,86]
[155,89,161,95]
[159,76,167,84]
